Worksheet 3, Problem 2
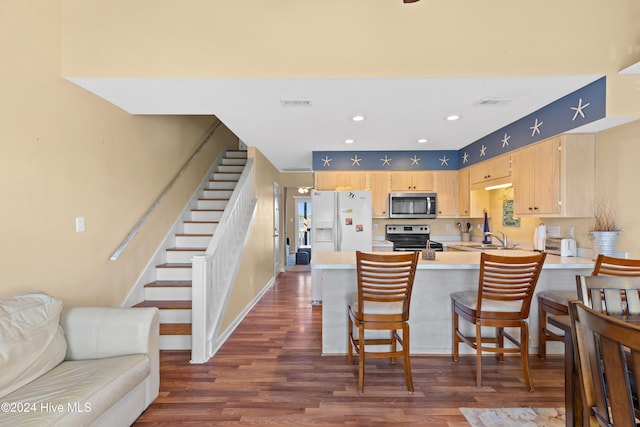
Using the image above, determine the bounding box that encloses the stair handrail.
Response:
[191,157,257,363]
[110,120,222,261]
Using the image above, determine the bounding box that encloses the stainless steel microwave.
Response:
[388,192,438,219]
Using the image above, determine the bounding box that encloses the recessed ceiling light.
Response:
[351,115,365,122]
[345,139,355,144]
[445,114,461,121]
[417,138,428,144]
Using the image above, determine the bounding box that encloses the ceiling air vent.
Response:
[474,98,512,107]
[280,99,313,108]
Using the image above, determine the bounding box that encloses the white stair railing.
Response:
[190,158,257,363]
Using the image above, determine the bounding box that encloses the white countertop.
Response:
[310,250,594,270]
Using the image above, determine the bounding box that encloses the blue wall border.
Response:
[313,76,605,171]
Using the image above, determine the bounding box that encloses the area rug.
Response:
[460,407,565,427]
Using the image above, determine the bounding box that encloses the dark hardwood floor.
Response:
[134,269,565,426]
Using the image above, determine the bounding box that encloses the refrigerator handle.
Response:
[335,195,341,251]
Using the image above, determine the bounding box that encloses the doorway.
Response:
[274,183,282,274]
[295,197,312,250]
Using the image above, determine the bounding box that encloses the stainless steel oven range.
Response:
[385,224,443,252]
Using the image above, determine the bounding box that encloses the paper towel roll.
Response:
[537,224,547,251]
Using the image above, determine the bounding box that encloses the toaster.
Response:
[545,238,577,257]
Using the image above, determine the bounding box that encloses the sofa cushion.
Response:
[0,293,67,398]
[0,354,150,426]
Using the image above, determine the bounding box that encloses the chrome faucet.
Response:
[484,231,508,248]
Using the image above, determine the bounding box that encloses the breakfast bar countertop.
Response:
[310,250,595,270]
[311,250,594,355]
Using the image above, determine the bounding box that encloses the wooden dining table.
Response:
[548,313,640,427]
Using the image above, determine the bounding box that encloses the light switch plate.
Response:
[75,217,85,233]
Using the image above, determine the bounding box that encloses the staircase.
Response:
[134,150,248,350]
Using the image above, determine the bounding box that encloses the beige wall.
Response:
[592,120,640,258]
[0,1,234,305]
[221,148,282,331]
[59,1,640,119]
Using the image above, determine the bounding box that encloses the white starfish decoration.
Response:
[462,152,469,164]
[570,97,590,121]
[530,118,543,136]
[321,156,332,167]
[410,155,421,165]
[380,155,392,166]
[501,133,511,148]
[480,145,487,157]
[350,155,362,166]
[439,155,449,166]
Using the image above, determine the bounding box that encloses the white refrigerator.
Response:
[310,190,372,305]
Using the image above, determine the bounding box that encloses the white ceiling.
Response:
[68,75,636,171]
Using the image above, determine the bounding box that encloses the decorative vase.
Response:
[588,231,620,259]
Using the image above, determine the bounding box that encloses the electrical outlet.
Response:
[445,223,451,232]
[373,223,378,232]
[75,217,85,233]
[477,224,482,231]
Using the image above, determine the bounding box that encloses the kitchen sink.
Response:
[465,244,519,250]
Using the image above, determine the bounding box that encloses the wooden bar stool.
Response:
[451,252,546,390]
[347,251,419,394]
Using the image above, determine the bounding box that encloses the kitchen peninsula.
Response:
[311,251,594,355]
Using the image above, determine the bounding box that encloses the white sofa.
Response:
[0,293,159,426]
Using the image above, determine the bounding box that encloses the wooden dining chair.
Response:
[538,254,640,359]
[576,275,640,316]
[451,252,547,390]
[347,250,419,394]
[572,275,640,426]
[568,299,640,427]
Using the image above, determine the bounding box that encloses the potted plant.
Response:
[588,201,620,259]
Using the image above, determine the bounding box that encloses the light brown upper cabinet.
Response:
[368,172,391,218]
[469,154,511,189]
[315,172,367,191]
[511,134,594,217]
[433,171,458,217]
[390,171,434,192]
[457,168,470,217]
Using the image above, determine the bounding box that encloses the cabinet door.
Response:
[433,171,458,216]
[337,172,367,190]
[412,171,434,191]
[512,138,560,215]
[390,171,433,191]
[390,172,413,191]
[512,150,535,215]
[368,172,390,218]
[315,172,337,190]
[457,168,470,216]
[469,162,489,185]
[488,154,512,180]
[533,138,560,214]
[469,154,511,184]
[315,172,366,190]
